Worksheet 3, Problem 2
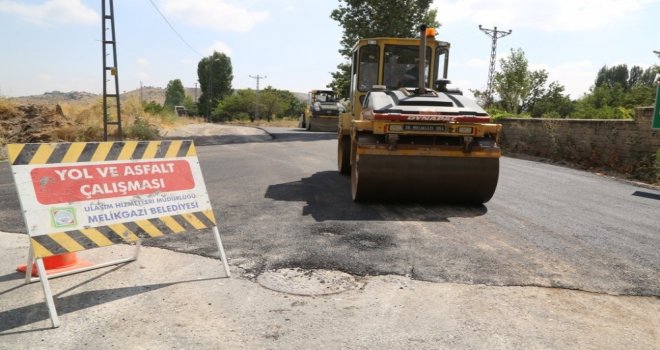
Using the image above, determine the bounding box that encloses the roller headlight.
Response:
[458,126,473,134]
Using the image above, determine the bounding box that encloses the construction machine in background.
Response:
[337,25,502,203]
[300,90,343,132]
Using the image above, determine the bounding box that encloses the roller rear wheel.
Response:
[350,140,365,201]
[337,136,351,175]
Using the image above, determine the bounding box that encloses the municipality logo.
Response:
[50,207,77,228]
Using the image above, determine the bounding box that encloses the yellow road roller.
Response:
[301,90,343,132]
[337,26,502,203]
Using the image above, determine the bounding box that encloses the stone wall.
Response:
[498,107,660,183]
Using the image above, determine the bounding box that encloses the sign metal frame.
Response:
[8,140,230,328]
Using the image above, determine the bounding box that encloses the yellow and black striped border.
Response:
[8,140,196,165]
[6,140,215,257]
[31,209,217,257]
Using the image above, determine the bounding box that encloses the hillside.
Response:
[7,87,190,106]
[8,91,99,105]
[7,87,308,106]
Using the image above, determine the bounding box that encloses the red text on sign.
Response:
[31,160,195,204]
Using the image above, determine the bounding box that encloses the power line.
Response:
[147,0,203,57]
[479,25,512,107]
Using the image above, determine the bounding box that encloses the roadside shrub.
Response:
[486,108,531,120]
[233,112,251,121]
[143,101,164,115]
[127,115,159,140]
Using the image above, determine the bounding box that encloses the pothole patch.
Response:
[257,268,361,296]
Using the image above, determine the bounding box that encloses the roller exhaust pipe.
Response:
[418,24,427,94]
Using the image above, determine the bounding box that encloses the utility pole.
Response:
[249,74,267,121]
[479,25,512,107]
[102,0,122,140]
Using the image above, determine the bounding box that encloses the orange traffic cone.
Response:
[17,252,93,277]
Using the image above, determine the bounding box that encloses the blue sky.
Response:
[0,0,658,100]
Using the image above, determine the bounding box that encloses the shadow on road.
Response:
[267,128,337,143]
[0,272,224,334]
[161,128,336,145]
[0,162,25,233]
[632,190,660,201]
[161,134,272,146]
[265,171,487,222]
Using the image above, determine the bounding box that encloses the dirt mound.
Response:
[1,103,78,145]
[0,103,80,160]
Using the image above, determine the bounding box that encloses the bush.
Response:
[486,108,530,120]
[142,101,164,115]
[127,115,159,140]
[232,112,251,121]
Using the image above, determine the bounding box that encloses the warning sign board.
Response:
[8,140,217,257]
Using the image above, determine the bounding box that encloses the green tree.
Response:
[331,0,439,57]
[519,70,549,114]
[327,62,351,98]
[628,66,644,88]
[213,87,304,122]
[182,95,198,116]
[198,51,233,120]
[492,48,533,113]
[594,64,658,92]
[529,82,574,118]
[639,66,658,86]
[595,64,629,90]
[329,0,439,96]
[214,89,255,122]
[269,88,304,117]
[260,88,287,122]
[164,79,185,108]
[488,48,570,116]
[574,64,657,119]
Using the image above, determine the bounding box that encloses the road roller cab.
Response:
[337,26,502,203]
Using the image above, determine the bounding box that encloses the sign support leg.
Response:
[212,226,231,278]
[36,258,60,328]
[133,239,141,260]
[24,247,34,284]
[24,241,142,284]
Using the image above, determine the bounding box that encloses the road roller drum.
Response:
[351,153,499,203]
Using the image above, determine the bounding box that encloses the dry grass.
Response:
[225,117,299,128]
[0,98,190,160]
[1,97,299,161]
[57,97,194,140]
